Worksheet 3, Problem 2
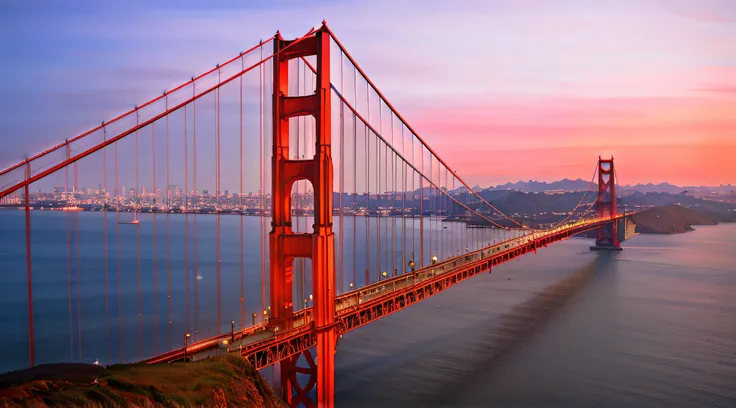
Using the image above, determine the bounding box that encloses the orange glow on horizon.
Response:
[405,94,736,187]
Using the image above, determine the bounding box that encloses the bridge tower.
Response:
[270,25,336,407]
[591,156,622,250]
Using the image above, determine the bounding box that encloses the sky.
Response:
[1,0,735,189]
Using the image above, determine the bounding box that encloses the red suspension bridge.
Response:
[0,23,630,407]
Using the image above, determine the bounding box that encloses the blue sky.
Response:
[1,0,735,190]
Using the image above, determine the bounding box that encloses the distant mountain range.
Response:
[620,182,682,194]
[478,179,734,195]
[492,178,593,193]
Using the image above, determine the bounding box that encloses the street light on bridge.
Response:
[184,332,191,361]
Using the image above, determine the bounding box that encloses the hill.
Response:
[620,192,736,221]
[620,182,682,194]
[0,354,286,408]
[631,205,719,234]
[492,178,593,193]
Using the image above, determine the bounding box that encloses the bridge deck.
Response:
[145,216,622,369]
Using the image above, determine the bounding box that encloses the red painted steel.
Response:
[281,349,317,408]
[0,39,275,181]
[6,24,633,408]
[596,157,620,248]
[165,95,172,351]
[240,55,245,330]
[152,121,159,354]
[270,25,336,408]
[103,126,110,362]
[0,30,317,200]
[322,24,525,229]
[146,217,622,374]
[24,163,34,367]
[331,84,510,229]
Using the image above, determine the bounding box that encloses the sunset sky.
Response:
[1,0,735,188]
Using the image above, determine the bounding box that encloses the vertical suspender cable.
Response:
[66,144,73,361]
[193,81,199,340]
[216,68,222,335]
[24,162,34,367]
[428,156,432,264]
[152,120,158,354]
[115,141,122,362]
[401,126,406,273]
[392,116,396,276]
[373,92,380,280]
[365,122,369,285]
[352,109,357,288]
[386,110,393,275]
[165,95,171,351]
[184,104,190,333]
[259,42,265,317]
[103,126,109,363]
[135,110,141,361]
[74,159,81,361]
[239,55,245,328]
[419,150,424,267]
[339,59,345,293]
[411,139,415,268]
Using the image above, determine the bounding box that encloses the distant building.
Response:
[1,196,21,205]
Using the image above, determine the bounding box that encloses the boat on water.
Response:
[118,219,140,225]
[119,212,140,225]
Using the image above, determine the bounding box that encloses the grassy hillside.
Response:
[0,354,287,408]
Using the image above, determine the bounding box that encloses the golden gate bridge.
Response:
[0,23,629,407]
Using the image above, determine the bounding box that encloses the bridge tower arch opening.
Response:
[270,25,336,407]
[290,180,314,315]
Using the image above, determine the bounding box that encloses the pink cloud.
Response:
[398,95,736,186]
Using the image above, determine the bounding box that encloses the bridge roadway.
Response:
[145,215,624,369]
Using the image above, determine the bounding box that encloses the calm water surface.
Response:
[2,211,735,407]
[335,223,736,407]
[0,210,503,372]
